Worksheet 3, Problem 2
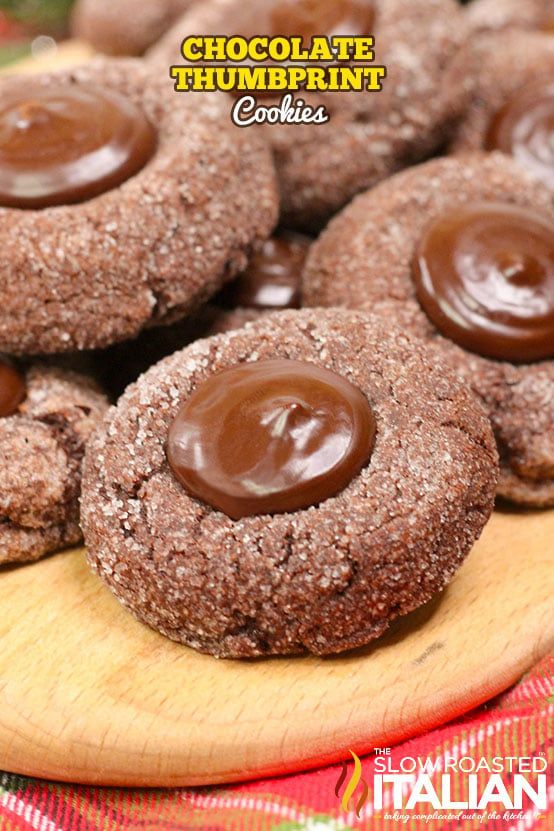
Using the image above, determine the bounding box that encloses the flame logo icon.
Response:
[335,750,369,817]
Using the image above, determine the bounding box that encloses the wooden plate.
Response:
[0,508,552,787]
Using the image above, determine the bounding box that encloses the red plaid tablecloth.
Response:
[0,655,552,831]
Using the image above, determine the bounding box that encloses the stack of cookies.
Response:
[1,0,551,659]
[0,58,278,564]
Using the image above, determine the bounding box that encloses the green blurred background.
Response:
[0,0,76,64]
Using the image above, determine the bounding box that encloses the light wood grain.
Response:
[0,509,552,787]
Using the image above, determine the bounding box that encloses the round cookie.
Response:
[448,30,554,188]
[71,0,195,56]
[1,359,108,565]
[465,0,554,35]
[148,0,467,231]
[303,153,554,507]
[81,309,498,658]
[0,59,278,356]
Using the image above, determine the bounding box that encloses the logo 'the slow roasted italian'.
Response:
[333,749,548,819]
[335,750,369,818]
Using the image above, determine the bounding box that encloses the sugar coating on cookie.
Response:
[71,0,195,56]
[465,0,554,34]
[303,153,554,506]
[148,0,467,231]
[0,363,108,564]
[97,232,312,398]
[81,309,498,658]
[448,30,554,179]
[0,58,278,356]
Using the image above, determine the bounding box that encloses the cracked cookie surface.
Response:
[81,309,497,658]
[0,59,278,356]
[98,306,268,399]
[1,364,108,564]
[303,154,554,506]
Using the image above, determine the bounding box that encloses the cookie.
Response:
[148,0,467,231]
[96,231,311,398]
[0,357,108,565]
[0,59,278,356]
[81,309,498,658]
[303,153,554,506]
[71,0,194,56]
[448,30,554,189]
[465,0,554,35]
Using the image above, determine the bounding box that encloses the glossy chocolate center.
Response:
[270,0,374,40]
[0,356,26,417]
[0,84,157,209]
[486,79,554,189]
[167,359,376,519]
[216,233,311,310]
[412,203,554,363]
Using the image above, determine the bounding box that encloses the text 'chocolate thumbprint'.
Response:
[0,356,26,417]
[412,203,554,363]
[0,84,157,209]
[271,0,375,40]
[216,232,311,310]
[486,79,554,189]
[167,359,376,519]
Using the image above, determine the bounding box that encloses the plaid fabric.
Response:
[0,656,552,831]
